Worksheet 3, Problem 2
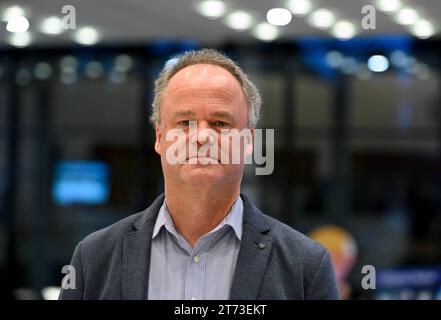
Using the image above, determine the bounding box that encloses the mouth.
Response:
[186,156,220,164]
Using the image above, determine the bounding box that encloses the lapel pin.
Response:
[258,242,265,250]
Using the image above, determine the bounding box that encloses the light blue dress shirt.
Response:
[147,196,243,300]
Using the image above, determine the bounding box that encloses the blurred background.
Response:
[1,0,441,300]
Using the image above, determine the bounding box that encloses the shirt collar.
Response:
[152,196,243,241]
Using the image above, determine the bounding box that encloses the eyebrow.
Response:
[171,110,235,122]
[210,111,235,122]
[172,110,196,118]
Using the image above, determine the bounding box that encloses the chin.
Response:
[181,165,224,184]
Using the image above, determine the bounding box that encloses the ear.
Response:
[154,122,162,155]
[245,128,254,156]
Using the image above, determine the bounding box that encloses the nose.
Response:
[189,121,216,146]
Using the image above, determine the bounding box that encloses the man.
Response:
[59,49,339,300]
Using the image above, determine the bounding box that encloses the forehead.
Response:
[164,64,245,102]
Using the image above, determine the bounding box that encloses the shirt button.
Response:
[193,255,200,263]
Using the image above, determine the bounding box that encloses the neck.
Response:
[164,183,240,247]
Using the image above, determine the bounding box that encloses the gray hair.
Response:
[150,48,261,128]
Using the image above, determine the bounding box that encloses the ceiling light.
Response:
[326,51,344,68]
[114,54,134,72]
[40,16,64,35]
[34,62,53,80]
[225,10,253,31]
[390,50,408,67]
[6,15,29,33]
[253,22,279,42]
[196,0,225,19]
[332,20,357,40]
[85,61,103,79]
[411,20,435,39]
[74,26,99,45]
[42,287,61,300]
[376,0,402,14]
[341,57,359,75]
[394,8,419,25]
[266,8,292,26]
[1,5,25,22]
[286,0,312,16]
[60,71,77,85]
[9,32,32,47]
[109,69,127,84]
[367,55,389,73]
[60,55,78,72]
[308,9,335,30]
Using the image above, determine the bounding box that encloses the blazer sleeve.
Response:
[58,242,84,300]
[305,249,341,300]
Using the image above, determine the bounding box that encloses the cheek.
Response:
[160,128,192,165]
[160,125,186,145]
[218,134,247,164]
[218,135,230,156]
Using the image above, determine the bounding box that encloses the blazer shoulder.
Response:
[80,194,164,251]
[241,194,326,259]
[254,212,339,299]
[80,210,146,250]
[261,213,328,260]
[259,212,339,299]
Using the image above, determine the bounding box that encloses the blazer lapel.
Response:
[122,195,164,300]
[121,193,272,300]
[230,194,273,300]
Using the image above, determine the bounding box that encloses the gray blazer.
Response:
[59,193,340,300]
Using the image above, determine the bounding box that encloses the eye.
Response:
[178,120,190,126]
[213,121,228,127]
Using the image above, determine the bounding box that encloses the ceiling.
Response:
[0,0,440,48]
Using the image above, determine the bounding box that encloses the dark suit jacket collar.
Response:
[230,193,273,299]
[122,193,272,300]
[133,194,165,231]
[132,193,270,232]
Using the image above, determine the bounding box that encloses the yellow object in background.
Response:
[309,225,358,299]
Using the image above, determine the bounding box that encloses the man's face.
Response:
[154,64,252,189]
